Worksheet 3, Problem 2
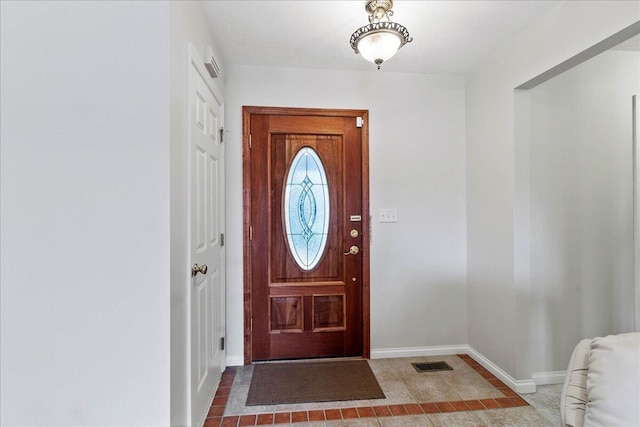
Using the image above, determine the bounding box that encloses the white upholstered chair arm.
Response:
[561,339,590,427]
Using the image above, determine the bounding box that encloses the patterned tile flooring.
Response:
[204,354,560,426]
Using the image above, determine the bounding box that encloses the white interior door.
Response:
[189,46,225,426]
[634,94,639,332]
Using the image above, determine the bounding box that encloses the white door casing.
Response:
[188,44,225,427]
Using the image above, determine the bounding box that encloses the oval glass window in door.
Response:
[283,147,330,270]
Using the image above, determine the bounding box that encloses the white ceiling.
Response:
[200,0,562,75]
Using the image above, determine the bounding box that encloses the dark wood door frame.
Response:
[242,106,370,364]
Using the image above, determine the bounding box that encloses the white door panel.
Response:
[634,94,639,332]
[189,46,224,427]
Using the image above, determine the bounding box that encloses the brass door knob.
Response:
[192,263,208,277]
[344,246,360,256]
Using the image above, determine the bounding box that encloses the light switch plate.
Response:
[379,208,398,223]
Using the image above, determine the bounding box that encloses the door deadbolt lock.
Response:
[192,263,208,277]
[344,246,360,256]
[350,229,359,238]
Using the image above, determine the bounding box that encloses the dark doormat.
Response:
[246,360,386,406]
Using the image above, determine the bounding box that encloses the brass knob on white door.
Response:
[192,263,208,277]
[344,246,360,256]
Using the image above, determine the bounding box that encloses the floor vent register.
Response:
[411,361,453,372]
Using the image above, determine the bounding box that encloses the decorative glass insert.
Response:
[283,147,330,270]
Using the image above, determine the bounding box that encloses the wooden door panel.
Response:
[269,115,346,134]
[244,107,369,363]
[247,114,271,360]
[270,134,344,283]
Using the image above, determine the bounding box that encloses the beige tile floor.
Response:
[208,355,562,426]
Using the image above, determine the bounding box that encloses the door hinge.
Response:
[249,226,253,241]
[220,337,225,350]
[356,117,364,128]
[219,127,225,143]
[249,134,252,149]
[220,233,225,247]
[250,318,253,331]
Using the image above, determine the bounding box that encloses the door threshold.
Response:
[252,356,367,365]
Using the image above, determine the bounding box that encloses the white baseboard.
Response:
[371,345,468,359]
[466,346,537,394]
[226,355,244,366]
[532,371,566,385]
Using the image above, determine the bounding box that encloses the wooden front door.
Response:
[243,107,370,363]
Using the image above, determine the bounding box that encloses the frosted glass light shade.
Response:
[356,31,402,66]
[350,18,412,69]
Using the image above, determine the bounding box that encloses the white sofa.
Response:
[561,332,640,427]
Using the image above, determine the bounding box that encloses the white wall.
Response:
[1,1,171,425]
[169,2,226,425]
[527,49,639,373]
[224,66,467,364]
[466,0,640,381]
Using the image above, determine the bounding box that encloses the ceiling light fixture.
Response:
[350,0,413,70]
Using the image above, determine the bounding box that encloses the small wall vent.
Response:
[204,45,221,78]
